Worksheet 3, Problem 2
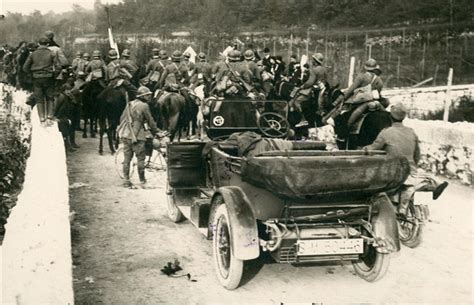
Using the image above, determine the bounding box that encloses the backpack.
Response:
[352,73,379,104]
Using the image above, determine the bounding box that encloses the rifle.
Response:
[322,94,345,124]
[224,62,254,93]
[124,92,138,143]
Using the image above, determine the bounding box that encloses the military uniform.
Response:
[364,104,448,213]
[106,58,138,98]
[86,58,107,85]
[119,91,158,184]
[160,61,189,88]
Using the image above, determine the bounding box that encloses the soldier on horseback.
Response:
[333,58,388,129]
[194,52,213,87]
[289,52,329,126]
[144,48,166,91]
[85,50,107,87]
[106,49,138,99]
[160,50,189,90]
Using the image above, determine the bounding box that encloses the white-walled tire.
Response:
[212,204,244,290]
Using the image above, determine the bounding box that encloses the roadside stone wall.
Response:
[384,84,474,118]
[1,87,74,305]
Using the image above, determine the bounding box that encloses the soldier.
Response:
[364,103,449,214]
[243,49,262,90]
[106,49,138,99]
[77,52,90,75]
[159,50,188,90]
[290,53,329,126]
[71,51,83,75]
[214,49,255,98]
[342,58,385,127]
[118,86,159,187]
[120,48,139,85]
[85,50,107,87]
[145,48,166,90]
[181,51,197,86]
[193,52,213,86]
[23,37,60,126]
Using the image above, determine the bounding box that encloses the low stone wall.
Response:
[1,88,74,305]
[384,84,474,118]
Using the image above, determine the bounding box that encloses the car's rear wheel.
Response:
[212,204,244,290]
[352,242,390,282]
[166,183,184,223]
[398,203,424,248]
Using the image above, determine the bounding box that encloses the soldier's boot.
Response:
[70,127,80,149]
[138,167,147,185]
[122,162,133,188]
[64,138,76,153]
[36,102,46,125]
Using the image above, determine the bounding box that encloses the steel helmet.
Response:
[44,30,54,39]
[152,48,160,54]
[183,51,191,59]
[198,52,206,61]
[38,37,50,46]
[159,50,168,59]
[364,58,380,71]
[108,49,118,59]
[312,53,324,65]
[122,49,131,58]
[136,86,153,98]
[228,49,241,61]
[92,50,101,58]
[244,49,254,60]
[171,50,182,61]
[75,51,82,57]
[82,52,90,59]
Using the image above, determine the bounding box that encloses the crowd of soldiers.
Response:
[1,30,391,151]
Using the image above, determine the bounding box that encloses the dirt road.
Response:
[69,135,473,305]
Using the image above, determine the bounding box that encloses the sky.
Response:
[0,0,122,15]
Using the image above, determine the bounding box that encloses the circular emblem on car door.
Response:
[213,116,225,127]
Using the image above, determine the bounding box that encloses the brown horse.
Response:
[96,86,127,154]
[152,89,187,142]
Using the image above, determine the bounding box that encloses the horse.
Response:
[81,80,103,138]
[96,86,127,154]
[332,107,392,150]
[152,89,187,142]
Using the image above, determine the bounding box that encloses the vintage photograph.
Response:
[1,0,473,304]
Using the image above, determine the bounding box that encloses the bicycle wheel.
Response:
[115,146,136,179]
[146,148,167,172]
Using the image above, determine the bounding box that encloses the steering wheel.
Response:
[257,112,290,138]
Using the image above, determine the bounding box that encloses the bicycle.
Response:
[115,132,169,180]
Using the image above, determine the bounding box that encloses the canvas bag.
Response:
[351,73,379,104]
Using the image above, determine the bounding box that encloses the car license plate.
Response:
[297,239,364,256]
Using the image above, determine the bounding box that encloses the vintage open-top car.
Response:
[165,99,410,289]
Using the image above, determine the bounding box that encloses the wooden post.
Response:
[297,48,300,60]
[368,44,372,59]
[427,32,430,49]
[409,40,412,56]
[443,68,454,122]
[433,64,439,86]
[402,28,406,49]
[306,38,309,57]
[345,33,349,58]
[365,33,369,59]
[421,42,426,79]
[397,56,401,86]
[273,40,276,56]
[388,40,392,69]
[324,37,328,60]
[446,29,449,54]
[348,56,356,87]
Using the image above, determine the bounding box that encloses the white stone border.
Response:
[1,95,74,304]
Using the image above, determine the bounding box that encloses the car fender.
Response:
[372,193,401,253]
[210,186,259,260]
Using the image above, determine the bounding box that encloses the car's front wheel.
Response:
[212,203,244,290]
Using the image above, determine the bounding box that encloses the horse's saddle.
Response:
[349,113,368,134]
